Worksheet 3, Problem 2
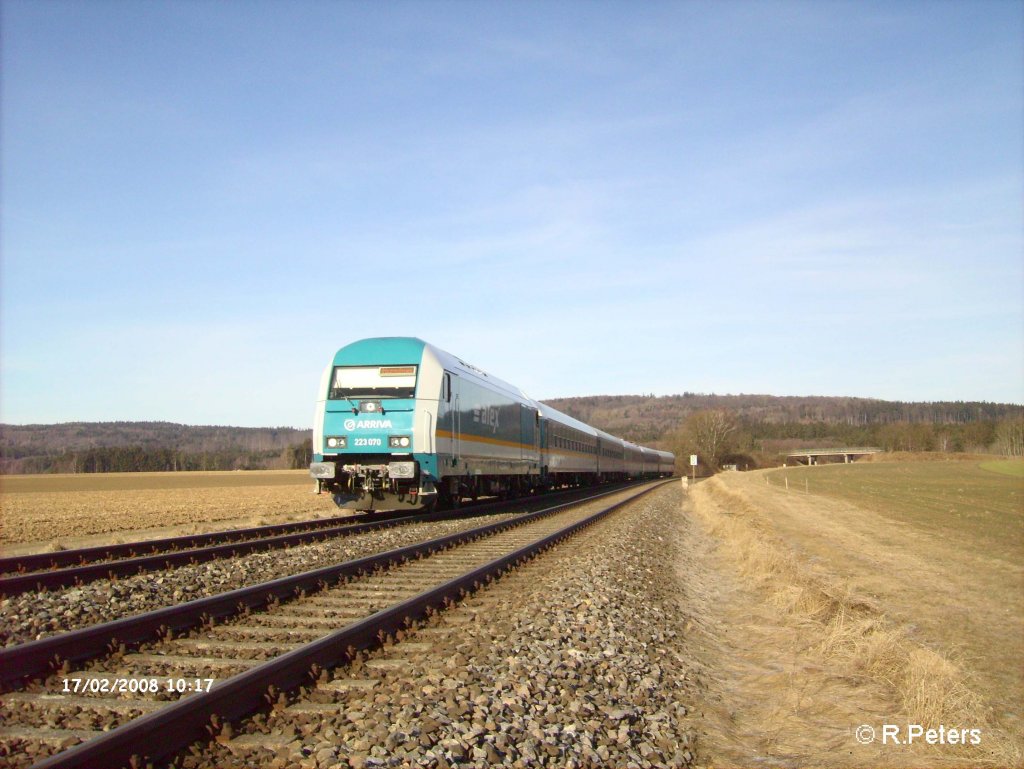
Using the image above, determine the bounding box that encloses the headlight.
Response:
[326,436,348,449]
[388,436,411,448]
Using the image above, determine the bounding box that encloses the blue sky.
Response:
[2,0,1022,428]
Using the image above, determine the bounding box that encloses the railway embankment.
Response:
[682,466,1021,767]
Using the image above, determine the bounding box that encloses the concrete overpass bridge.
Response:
[786,447,883,465]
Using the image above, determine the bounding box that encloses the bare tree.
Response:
[995,417,1024,457]
[683,409,739,470]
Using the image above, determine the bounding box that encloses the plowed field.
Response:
[0,470,338,555]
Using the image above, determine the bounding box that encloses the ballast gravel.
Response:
[0,513,523,647]
[185,484,697,769]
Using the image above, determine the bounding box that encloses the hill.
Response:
[1,394,1021,474]
[0,422,311,474]
[543,393,1020,443]
[542,394,1023,467]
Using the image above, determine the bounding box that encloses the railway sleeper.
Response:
[319,678,378,693]
[206,625,324,641]
[265,603,379,617]
[303,596,403,608]
[120,653,256,671]
[172,639,301,654]
[0,726,99,748]
[335,583,409,593]
[2,692,163,716]
[249,614,361,628]
[294,594,398,606]
[222,732,298,756]
[363,658,409,671]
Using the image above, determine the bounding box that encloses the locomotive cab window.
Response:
[442,372,452,403]
[329,366,418,400]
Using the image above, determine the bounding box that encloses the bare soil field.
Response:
[683,459,1022,767]
[0,469,314,493]
[0,470,338,555]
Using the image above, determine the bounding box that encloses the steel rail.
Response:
[0,515,419,597]
[23,479,671,769]
[0,511,385,573]
[0,483,644,690]
[0,485,619,593]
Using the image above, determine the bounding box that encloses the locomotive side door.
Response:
[520,404,539,473]
[440,371,461,468]
[453,377,461,466]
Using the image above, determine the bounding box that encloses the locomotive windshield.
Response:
[329,365,418,399]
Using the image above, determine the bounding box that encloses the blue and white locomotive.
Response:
[309,337,675,510]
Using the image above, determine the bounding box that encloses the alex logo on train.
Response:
[472,406,499,434]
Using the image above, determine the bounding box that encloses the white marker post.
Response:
[690,454,698,483]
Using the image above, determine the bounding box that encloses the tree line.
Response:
[3,397,1021,476]
[665,411,1024,473]
[544,394,1023,473]
[549,394,1022,443]
[0,422,312,474]
[4,443,314,474]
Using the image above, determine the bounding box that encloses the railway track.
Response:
[0,485,622,596]
[0,480,669,769]
[0,509,403,574]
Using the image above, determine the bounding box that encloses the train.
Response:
[309,337,675,510]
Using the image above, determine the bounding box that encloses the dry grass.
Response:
[859,451,995,463]
[688,475,1021,767]
[765,460,1023,564]
[813,607,986,730]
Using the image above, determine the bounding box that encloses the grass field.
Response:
[0,469,337,552]
[765,459,1023,565]
[980,459,1024,478]
[689,459,1023,766]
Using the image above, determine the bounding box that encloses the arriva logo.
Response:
[344,418,393,430]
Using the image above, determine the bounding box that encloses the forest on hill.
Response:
[543,394,1023,470]
[1,394,1021,474]
[0,422,312,474]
